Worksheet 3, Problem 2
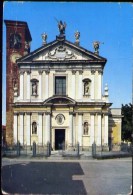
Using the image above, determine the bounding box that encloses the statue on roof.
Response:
[75,30,80,40]
[42,32,47,45]
[58,20,66,35]
[93,41,100,53]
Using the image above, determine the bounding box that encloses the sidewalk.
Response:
[2,150,132,162]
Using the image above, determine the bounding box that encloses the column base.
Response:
[67,145,75,151]
[96,146,102,152]
[102,145,109,151]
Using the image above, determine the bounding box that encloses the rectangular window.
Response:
[55,76,66,95]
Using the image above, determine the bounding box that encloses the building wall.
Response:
[18,69,103,102]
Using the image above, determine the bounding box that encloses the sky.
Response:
[2,2,133,125]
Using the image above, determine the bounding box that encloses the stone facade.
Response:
[5,20,122,151]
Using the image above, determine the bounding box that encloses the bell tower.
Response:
[4,20,32,145]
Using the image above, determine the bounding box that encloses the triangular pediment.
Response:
[17,37,106,64]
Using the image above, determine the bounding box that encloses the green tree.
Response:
[121,103,133,142]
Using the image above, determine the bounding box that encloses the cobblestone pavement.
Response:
[2,157,132,195]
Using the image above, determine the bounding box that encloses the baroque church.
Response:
[5,20,122,151]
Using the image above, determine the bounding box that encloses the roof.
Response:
[17,35,107,67]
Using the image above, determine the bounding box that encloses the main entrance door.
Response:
[55,129,65,150]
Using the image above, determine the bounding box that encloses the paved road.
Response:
[2,158,132,195]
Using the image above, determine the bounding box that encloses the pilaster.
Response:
[19,112,24,145]
[26,112,31,145]
[20,71,24,100]
[45,112,51,144]
[26,71,31,100]
[78,112,83,147]
[90,113,95,145]
[45,70,49,99]
[38,70,43,100]
[38,112,44,145]
[78,70,83,99]
[91,69,96,99]
[13,113,18,144]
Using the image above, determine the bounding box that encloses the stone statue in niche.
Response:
[14,80,18,96]
[32,82,37,95]
[84,82,89,95]
[32,122,37,134]
[84,122,89,135]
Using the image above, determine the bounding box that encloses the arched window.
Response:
[32,122,37,134]
[31,79,39,96]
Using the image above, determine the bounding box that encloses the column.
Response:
[45,70,49,99]
[97,114,102,146]
[38,112,43,145]
[104,114,109,145]
[20,71,24,99]
[90,114,95,145]
[69,112,73,147]
[78,71,83,100]
[27,71,30,100]
[13,113,18,144]
[19,112,24,145]
[78,113,83,146]
[71,71,76,99]
[26,112,31,145]
[98,70,102,99]
[38,71,43,100]
[73,114,76,146]
[45,112,51,144]
[42,113,45,145]
[91,70,95,99]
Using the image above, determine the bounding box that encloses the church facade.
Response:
[5,20,122,151]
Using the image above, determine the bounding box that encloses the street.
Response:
[2,158,132,195]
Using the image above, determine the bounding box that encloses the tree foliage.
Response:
[121,103,133,142]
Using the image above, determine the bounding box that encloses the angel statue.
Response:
[58,20,66,35]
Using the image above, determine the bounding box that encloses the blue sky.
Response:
[2,2,133,125]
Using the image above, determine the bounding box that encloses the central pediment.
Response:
[35,45,80,61]
[17,37,107,64]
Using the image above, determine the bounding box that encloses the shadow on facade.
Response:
[2,162,87,194]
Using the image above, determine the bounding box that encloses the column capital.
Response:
[90,112,96,115]
[91,69,96,75]
[97,112,102,116]
[98,70,103,75]
[79,70,83,75]
[26,112,31,115]
[14,112,19,115]
[38,112,44,115]
[45,70,50,75]
[78,112,83,115]
[19,112,25,115]
[45,111,51,115]
[26,70,31,74]
[38,70,43,75]
[19,70,25,75]
[72,70,76,75]
[69,112,75,115]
